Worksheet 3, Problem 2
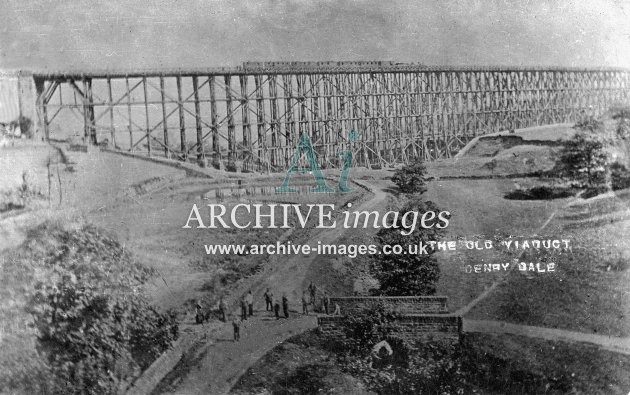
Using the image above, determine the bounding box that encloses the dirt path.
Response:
[463,319,630,355]
[153,181,388,395]
[155,312,317,395]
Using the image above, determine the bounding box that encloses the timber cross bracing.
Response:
[32,63,630,171]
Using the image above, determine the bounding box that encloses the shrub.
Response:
[611,162,630,190]
[391,160,428,194]
[581,185,610,199]
[19,116,33,138]
[504,185,576,200]
[331,304,403,355]
[0,171,44,213]
[573,115,603,132]
[611,105,630,140]
[557,130,608,187]
[343,340,472,394]
[23,223,179,394]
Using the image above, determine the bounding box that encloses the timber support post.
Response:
[22,63,630,170]
[34,77,49,141]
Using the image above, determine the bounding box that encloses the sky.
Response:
[1,0,629,71]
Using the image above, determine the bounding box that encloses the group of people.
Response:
[263,288,290,319]
[199,283,342,343]
[232,288,290,342]
[301,282,340,315]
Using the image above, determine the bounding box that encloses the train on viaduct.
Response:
[1,61,629,171]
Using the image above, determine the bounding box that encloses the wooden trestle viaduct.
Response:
[23,61,630,171]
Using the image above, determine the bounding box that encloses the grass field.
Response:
[468,188,630,337]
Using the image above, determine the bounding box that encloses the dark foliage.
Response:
[611,162,630,191]
[370,199,443,296]
[391,160,428,194]
[557,131,608,187]
[25,223,179,394]
[573,115,603,132]
[505,185,576,200]
[611,105,630,140]
[581,185,610,199]
[341,336,575,394]
[332,304,403,355]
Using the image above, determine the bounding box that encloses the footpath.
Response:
[131,178,630,394]
[127,180,387,395]
[155,312,317,395]
[463,319,630,356]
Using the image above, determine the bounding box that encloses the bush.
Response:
[332,304,403,355]
[391,160,428,194]
[29,278,177,393]
[343,340,473,394]
[611,105,630,140]
[0,171,44,213]
[581,185,610,199]
[504,185,576,200]
[557,130,608,187]
[22,223,179,394]
[611,162,630,190]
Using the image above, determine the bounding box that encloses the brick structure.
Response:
[319,296,461,344]
[330,296,449,315]
[318,314,462,343]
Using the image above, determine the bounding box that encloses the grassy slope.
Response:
[468,189,630,337]
[425,178,567,311]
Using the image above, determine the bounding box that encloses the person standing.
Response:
[308,282,317,306]
[240,296,248,320]
[232,315,241,342]
[274,298,280,319]
[219,297,228,322]
[301,291,309,315]
[195,300,204,325]
[282,293,289,318]
[323,292,330,315]
[264,288,273,311]
[246,290,254,317]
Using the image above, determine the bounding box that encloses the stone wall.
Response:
[318,314,462,343]
[319,296,461,343]
[126,332,197,395]
[329,296,449,315]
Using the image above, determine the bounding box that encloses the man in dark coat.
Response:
[195,300,204,324]
[308,282,317,305]
[232,315,241,342]
[240,296,248,320]
[282,293,289,318]
[301,291,309,315]
[274,298,280,319]
[219,297,228,322]
[246,290,254,317]
[264,288,273,311]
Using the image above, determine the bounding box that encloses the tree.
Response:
[611,105,630,140]
[391,160,428,194]
[558,119,609,187]
[370,199,443,296]
[30,274,178,394]
[26,224,179,394]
